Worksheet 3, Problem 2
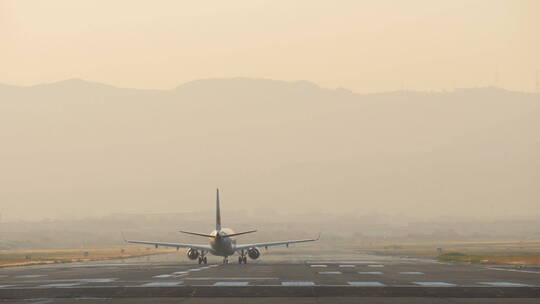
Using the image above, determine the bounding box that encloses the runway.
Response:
[1,253,539,303]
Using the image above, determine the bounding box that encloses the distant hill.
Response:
[0,78,538,221]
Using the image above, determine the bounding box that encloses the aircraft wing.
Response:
[235,234,320,251]
[125,239,211,251]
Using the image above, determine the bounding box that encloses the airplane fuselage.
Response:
[208,228,236,256]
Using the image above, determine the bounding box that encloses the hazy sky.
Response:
[2,0,539,92]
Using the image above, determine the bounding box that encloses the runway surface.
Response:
[1,253,539,303]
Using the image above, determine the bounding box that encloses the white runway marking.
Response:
[0,285,14,288]
[339,265,356,268]
[208,265,219,267]
[310,265,327,268]
[348,281,386,287]
[214,281,249,286]
[358,271,383,275]
[479,282,531,287]
[188,268,202,272]
[15,274,48,278]
[400,272,424,275]
[414,282,457,287]
[318,271,342,275]
[281,281,315,286]
[38,283,82,288]
[141,281,183,287]
[173,271,189,275]
[78,278,117,283]
[152,274,174,278]
[185,277,278,280]
[309,261,377,264]
[487,267,540,274]
[367,265,384,268]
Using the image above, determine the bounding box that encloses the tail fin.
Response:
[216,188,221,231]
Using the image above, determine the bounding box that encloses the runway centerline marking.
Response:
[479,282,532,287]
[282,281,315,286]
[15,275,48,278]
[0,285,15,288]
[309,265,327,268]
[37,283,82,288]
[400,272,424,275]
[214,281,249,286]
[141,281,183,287]
[185,277,278,280]
[339,265,355,268]
[152,274,174,278]
[348,281,386,287]
[414,282,457,287]
[358,271,383,275]
[318,271,342,275]
[367,265,384,268]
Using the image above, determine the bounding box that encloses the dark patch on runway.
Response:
[1,254,539,303]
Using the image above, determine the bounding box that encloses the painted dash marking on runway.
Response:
[318,271,342,275]
[141,281,184,287]
[281,281,315,286]
[479,282,531,287]
[37,283,82,288]
[487,267,540,274]
[367,265,384,268]
[358,271,383,275]
[214,281,249,286]
[414,282,457,287]
[339,265,356,268]
[400,272,424,275]
[152,274,174,278]
[310,264,327,268]
[15,274,48,278]
[0,285,14,288]
[348,281,386,287]
[78,278,118,283]
[185,277,278,280]
[173,271,189,275]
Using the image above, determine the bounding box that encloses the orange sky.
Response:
[2,0,539,92]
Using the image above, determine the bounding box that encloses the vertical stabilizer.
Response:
[216,188,221,231]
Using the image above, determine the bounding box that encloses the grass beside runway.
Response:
[0,246,175,267]
[437,252,540,265]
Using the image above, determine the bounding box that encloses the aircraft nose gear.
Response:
[223,257,229,264]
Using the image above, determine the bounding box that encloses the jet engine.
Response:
[247,247,260,259]
[187,248,199,260]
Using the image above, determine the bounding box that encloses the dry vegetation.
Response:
[0,246,175,267]
[341,240,540,266]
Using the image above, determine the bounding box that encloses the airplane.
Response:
[124,189,320,264]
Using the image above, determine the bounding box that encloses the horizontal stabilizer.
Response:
[223,230,257,238]
[179,230,215,238]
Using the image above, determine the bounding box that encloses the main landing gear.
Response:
[238,249,247,264]
[222,257,229,264]
[198,251,207,264]
[238,256,247,264]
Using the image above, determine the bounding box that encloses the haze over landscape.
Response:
[1,0,539,225]
[0,79,538,224]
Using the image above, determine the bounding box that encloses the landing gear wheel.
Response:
[203,257,207,264]
[198,257,202,264]
[243,256,247,264]
[238,257,242,264]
